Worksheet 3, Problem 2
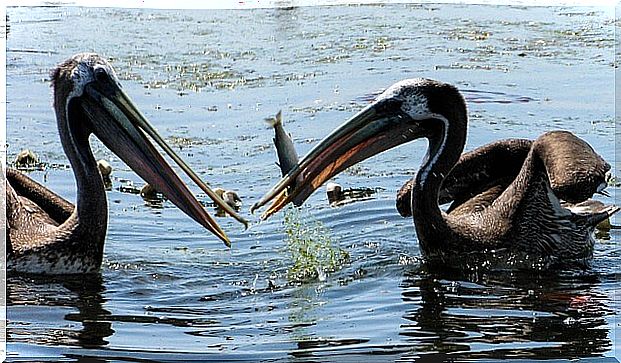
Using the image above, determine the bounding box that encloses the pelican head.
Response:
[53,53,246,246]
[252,78,468,218]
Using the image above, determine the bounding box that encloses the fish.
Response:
[263,110,304,210]
[265,110,299,177]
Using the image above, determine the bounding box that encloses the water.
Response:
[6,4,620,361]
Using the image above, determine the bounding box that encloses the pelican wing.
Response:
[398,132,612,218]
[535,131,610,204]
[397,138,532,217]
[491,131,617,258]
[446,177,514,216]
[7,168,74,225]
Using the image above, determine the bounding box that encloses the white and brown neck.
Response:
[409,99,468,255]
[55,94,108,254]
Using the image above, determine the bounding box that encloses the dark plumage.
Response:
[396,133,611,218]
[252,78,619,269]
[396,138,533,216]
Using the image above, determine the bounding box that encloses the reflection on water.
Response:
[400,269,612,360]
[6,3,619,362]
[8,275,113,349]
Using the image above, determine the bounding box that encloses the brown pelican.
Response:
[325,182,343,205]
[252,78,619,268]
[212,187,242,218]
[7,53,247,274]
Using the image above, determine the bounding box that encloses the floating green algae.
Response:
[283,208,349,283]
[607,174,621,188]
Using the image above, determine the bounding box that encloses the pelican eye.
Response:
[375,98,402,116]
[94,67,109,83]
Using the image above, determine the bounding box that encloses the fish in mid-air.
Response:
[265,110,299,177]
[263,110,304,211]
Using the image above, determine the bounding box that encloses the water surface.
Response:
[6,4,619,361]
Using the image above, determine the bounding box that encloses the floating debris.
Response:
[117,179,141,195]
[97,159,113,190]
[564,199,620,233]
[213,187,242,217]
[14,149,39,169]
[140,183,163,201]
[283,208,349,282]
[326,182,383,207]
[596,218,612,231]
[606,173,620,187]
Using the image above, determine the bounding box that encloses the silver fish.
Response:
[266,110,299,177]
[264,110,305,207]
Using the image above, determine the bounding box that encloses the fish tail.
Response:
[265,110,283,128]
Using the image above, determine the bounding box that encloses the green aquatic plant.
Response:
[283,208,349,283]
[607,174,620,188]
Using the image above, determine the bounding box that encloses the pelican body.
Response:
[7,53,246,274]
[253,78,619,269]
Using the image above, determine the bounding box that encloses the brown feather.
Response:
[535,131,610,203]
[7,168,74,225]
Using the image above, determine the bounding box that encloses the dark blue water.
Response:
[6,4,619,361]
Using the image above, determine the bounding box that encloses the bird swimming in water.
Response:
[139,183,162,202]
[325,182,380,207]
[252,78,619,269]
[7,53,247,274]
[213,187,242,217]
[325,182,343,205]
[14,149,39,169]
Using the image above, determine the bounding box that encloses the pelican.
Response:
[96,159,112,179]
[325,182,343,205]
[252,78,619,268]
[7,53,247,274]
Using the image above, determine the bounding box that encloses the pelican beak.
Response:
[79,81,249,247]
[251,100,424,219]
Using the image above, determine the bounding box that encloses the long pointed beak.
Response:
[81,82,248,246]
[251,102,422,219]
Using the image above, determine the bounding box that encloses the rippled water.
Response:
[6,4,620,361]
